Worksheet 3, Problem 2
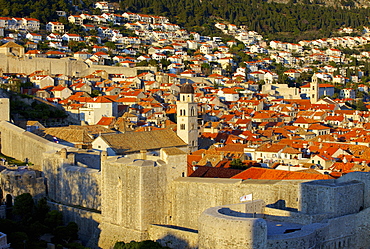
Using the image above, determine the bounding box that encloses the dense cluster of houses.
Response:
[1,4,370,181]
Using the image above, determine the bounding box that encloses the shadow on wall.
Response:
[49,202,102,249]
[58,165,101,210]
[74,152,101,170]
[149,224,198,249]
[84,217,102,249]
[266,200,298,212]
[156,232,197,249]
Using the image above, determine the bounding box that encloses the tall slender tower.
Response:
[177,83,198,153]
[310,74,319,103]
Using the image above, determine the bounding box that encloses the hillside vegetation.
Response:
[0,0,369,42]
[119,0,370,41]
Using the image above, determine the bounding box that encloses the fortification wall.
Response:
[81,65,157,77]
[0,54,157,77]
[169,178,304,230]
[48,202,101,248]
[0,98,9,121]
[98,222,149,248]
[61,166,101,210]
[0,168,46,200]
[100,157,166,230]
[148,224,198,249]
[42,151,101,210]
[99,150,187,248]
[337,172,370,208]
[198,201,267,249]
[267,223,327,249]
[300,180,364,216]
[0,55,89,76]
[100,156,167,230]
[0,121,66,167]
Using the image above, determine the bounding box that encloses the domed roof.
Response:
[180,83,194,94]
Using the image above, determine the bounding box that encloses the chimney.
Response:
[139,150,147,160]
[101,151,107,162]
[60,148,67,159]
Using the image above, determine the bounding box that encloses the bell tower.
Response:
[310,74,319,103]
[176,83,198,152]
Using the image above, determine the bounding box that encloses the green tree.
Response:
[104,41,117,51]
[356,99,368,111]
[34,197,50,222]
[229,158,248,170]
[113,240,170,249]
[52,222,79,244]
[148,59,158,66]
[160,59,171,70]
[114,242,126,249]
[44,210,63,230]
[13,193,34,222]
[201,63,211,76]
[90,89,101,97]
[8,232,28,249]
[136,60,149,67]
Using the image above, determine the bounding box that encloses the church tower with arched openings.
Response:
[177,82,198,153]
[310,74,319,103]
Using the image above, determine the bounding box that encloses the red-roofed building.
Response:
[51,85,72,99]
[231,167,333,180]
[46,22,64,33]
[79,96,117,125]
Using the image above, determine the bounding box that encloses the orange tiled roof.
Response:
[231,167,333,180]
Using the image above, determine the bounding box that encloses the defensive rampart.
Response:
[48,201,101,248]
[0,121,66,167]
[169,178,303,231]
[0,54,157,77]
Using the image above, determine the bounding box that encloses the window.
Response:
[180,124,185,130]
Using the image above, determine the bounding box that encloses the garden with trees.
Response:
[1,193,87,249]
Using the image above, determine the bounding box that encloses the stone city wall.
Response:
[100,157,167,230]
[61,166,101,210]
[198,201,267,249]
[148,224,198,249]
[42,151,100,210]
[48,201,102,249]
[267,223,327,249]
[300,179,364,217]
[169,178,304,231]
[0,54,157,77]
[0,55,88,76]
[0,168,46,200]
[337,172,370,208]
[0,121,66,168]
